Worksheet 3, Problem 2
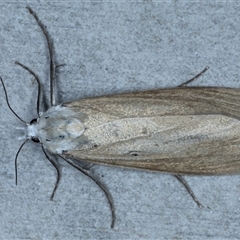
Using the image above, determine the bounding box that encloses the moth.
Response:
[1,6,240,228]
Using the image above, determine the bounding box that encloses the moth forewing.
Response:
[59,88,240,175]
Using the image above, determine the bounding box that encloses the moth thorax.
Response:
[36,105,85,153]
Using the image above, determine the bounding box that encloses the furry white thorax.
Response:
[25,105,85,154]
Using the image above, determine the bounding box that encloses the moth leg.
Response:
[59,155,116,228]
[174,174,203,208]
[42,147,61,201]
[177,66,209,87]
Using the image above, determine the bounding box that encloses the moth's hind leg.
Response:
[59,155,116,228]
[174,174,203,208]
[177,66,209,87]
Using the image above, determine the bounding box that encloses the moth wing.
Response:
[62,87,240,175]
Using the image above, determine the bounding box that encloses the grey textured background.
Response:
[1,1,240,239]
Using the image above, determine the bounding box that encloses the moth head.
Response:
[29,118,40,142]
[24,118,40,143]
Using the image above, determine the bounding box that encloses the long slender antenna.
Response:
[59,155,116,228]
[15,139,30,185]
[15,61,41,116]
[0,77,26,123]
[26,6,56,106]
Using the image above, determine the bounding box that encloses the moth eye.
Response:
[59,135,65,138]
[31,136,39,143]
[93,144,98,148]
[30,118,37,125]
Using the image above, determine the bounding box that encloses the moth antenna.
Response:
[174,174,203,208]
[15,61,41,116]
[58,155,116,228]
[42,146,61,200]
[26,6,56,107]
[15,139,30,185]
[178,66,209,87]
[0,76,26,123]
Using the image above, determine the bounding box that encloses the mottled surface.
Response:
[1,2,240,239]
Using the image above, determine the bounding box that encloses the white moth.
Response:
[2,6,240,228]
